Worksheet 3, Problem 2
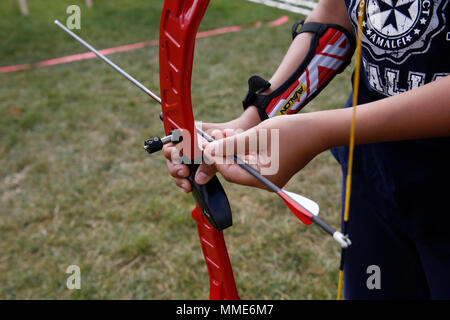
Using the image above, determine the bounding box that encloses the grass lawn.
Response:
[0,0,352,299]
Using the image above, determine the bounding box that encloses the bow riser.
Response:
[159,1,210,158]
[159,0,239,300]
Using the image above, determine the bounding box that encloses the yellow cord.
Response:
[337,0,365,301]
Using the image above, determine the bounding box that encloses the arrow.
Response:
[55,20,351,248]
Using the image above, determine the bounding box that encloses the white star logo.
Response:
[363,0,446,64]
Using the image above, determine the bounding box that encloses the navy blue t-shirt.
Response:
[333,1,450,239]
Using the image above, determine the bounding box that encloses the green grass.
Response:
[0,0,352,299]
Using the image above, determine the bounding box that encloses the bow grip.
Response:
[187,163,232,231]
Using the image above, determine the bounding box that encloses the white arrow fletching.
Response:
[283,190,320,216]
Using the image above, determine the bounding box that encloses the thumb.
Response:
[194,161,218,185]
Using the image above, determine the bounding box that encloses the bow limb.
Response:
[159,0,239,300]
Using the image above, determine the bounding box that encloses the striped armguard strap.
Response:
[242,20,355,120]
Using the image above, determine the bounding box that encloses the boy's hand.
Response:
[162,106,261,193]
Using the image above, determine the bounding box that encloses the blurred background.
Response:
[0,0,353,299]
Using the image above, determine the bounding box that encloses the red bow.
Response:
[159,0,240,300]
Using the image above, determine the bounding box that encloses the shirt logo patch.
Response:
[350,0,448,63]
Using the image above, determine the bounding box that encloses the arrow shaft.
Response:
[54,20,161,104]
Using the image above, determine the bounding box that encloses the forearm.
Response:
[203,1,353,132]
[267,0,351,92]
[308,76,450,149]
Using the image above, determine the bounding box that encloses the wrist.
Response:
[223,106,261,131]
[239,106,262,129]
[199,106,261,133]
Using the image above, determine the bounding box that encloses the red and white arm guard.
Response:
[242,21,355,120]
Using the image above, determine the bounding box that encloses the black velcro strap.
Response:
[242,75,270,108]
[242,76,272,120]
[249,75,271,93]
[291,19,305,39]
[292,20,328,39]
